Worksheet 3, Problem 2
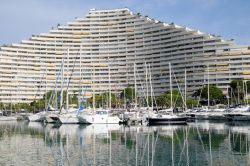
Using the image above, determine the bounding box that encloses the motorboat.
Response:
[78,108,121,124]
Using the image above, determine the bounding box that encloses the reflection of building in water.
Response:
[0,123,250,165]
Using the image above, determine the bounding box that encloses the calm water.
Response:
[0,121,250,166]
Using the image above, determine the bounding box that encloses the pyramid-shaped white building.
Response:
[0,8,250,103]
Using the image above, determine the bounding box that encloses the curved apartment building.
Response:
[0,8,250,103]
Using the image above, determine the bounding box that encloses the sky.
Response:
[0,0,250,45]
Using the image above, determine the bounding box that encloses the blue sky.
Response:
[0,0,249,45]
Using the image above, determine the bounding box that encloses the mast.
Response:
[149,64,153,110]
[207,64,210,110]
[53,41,56,109]
[246,81,248,105]
[145,62,149,109]
[80,45,82,108]
[134,63,137,108]
[55,71,58,110]
[243,80,245,104]
[184,68,187,111]
[45,66,47,111]
[169,62,173,114]
[237,82,240,105]
[124,88,126,110]
[60,58,64,110]
[10,83,12,115]
[92,65,95,112]
[66,48,69,111]
[108,64,111,110]
[243,80,248,105]
[227,86,230,108]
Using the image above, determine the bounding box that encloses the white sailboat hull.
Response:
[58,114,79,124]
[28,112,46,122]
[79,114,120,124]
[45,113,60,123]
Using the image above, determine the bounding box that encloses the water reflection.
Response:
[0,121,250,165]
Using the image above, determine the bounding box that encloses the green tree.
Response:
[69,94,79,106]
[30,100,45,113]
[229,80,250,104]
[186,99,200,108]
[194,85,225,105]
[86,92,118,109]
[120,86,135,103]
[156,95,167,108]
[0,103,5,110]
[156,90,184,108]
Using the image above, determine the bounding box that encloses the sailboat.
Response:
[44,58,67,123]
[78,108,121,124]
[57,49,81,124]
[78,64,121,124]
[28,95,46,122]
[45,105,60,123]
[45,69,62,123]
[0,92,17,121]
[122,63,146,124]
[28,72,47,122]
[28,65,55,122]
[58,107,80,124]
[28,111,46,122]
[147,63,187,125]
[190,64,226,120]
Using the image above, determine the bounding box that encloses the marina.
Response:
[3,104,250,124]
[0,1,250,165]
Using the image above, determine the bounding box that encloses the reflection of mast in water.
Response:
[172,128,174,166]
[148,127,149,166]
[109,130,112,166]
[193,123,210,164]
[136,128,138,166]
[209,129,212,166]
[229,126,250,156]
[66,133,70,165]
[151,129,154,166]
[185,127,189,166]
[60,135,64,165]
[93,126,96,166]
[151,127,159,166]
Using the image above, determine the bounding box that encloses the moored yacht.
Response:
[28,111,46,122]
[224,105,250,121]
[224,111,250,121]
[44,105,60,123]
[45,112,60,123]
[232,105,250,112]
[58,107,80,124]
[78,108,121,124]
[146,63,188,125]
[147,114,187,125]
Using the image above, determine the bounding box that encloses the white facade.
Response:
[0,8,250,103]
